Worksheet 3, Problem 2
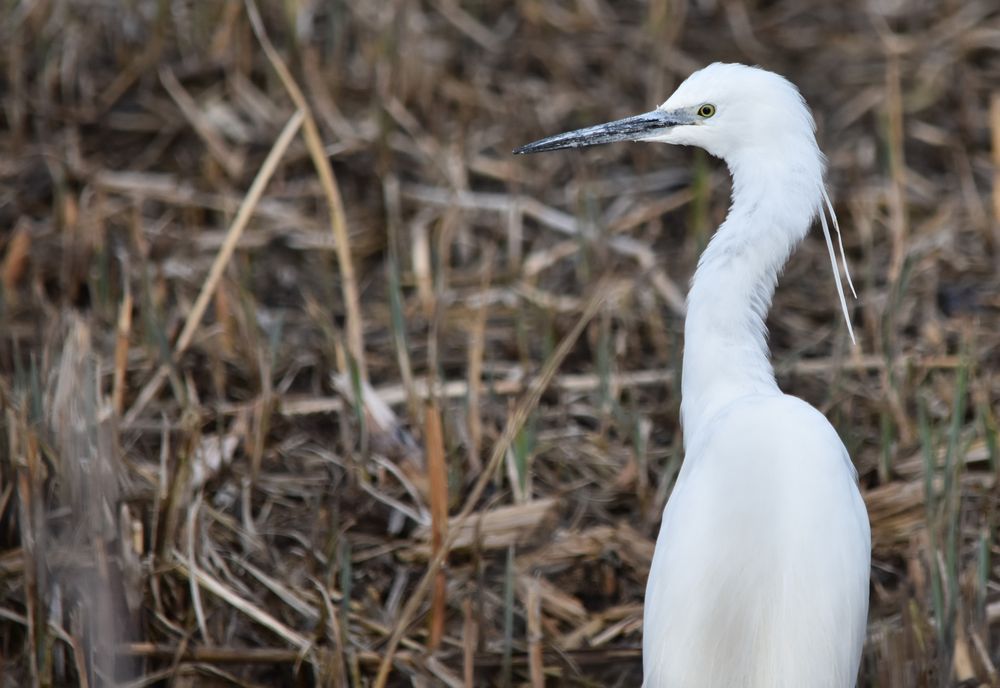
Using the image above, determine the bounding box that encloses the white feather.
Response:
[821,184,857,298]
[818,189,856,344]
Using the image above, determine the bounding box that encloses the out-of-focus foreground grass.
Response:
[0,1,998,686]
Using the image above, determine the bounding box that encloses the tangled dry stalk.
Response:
[1,0,998,686]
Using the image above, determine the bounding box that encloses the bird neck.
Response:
[680,151,821,439]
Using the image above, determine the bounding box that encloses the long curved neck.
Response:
[680,152,822,440]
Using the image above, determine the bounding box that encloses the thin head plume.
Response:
[818,184,856,344]
[821,185,856,298]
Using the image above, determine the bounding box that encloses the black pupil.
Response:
[701,106,712,116]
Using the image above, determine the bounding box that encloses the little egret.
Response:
[515,63,871,687]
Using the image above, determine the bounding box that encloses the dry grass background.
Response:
[0,0,998,686]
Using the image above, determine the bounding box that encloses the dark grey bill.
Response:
[513,109,684,155]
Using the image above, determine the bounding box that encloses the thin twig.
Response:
[124,109,305,425]
[245,0,368,383]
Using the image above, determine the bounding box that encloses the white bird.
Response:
[516,63,871,687]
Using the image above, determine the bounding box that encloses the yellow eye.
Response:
[698,104,716,118]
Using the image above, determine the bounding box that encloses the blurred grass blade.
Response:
[500,545,515,688]
[425,401,448,651]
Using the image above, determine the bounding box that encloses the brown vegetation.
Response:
[0,0,998,686]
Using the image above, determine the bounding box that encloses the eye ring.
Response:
[698,104,716,118]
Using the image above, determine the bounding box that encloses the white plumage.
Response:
[644,396,869,687]
[517,63,871,687]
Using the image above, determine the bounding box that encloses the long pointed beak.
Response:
[514,109,686,154]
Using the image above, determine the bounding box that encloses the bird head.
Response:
[514,63,819,165]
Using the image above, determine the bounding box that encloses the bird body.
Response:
[643,394,870,687]
[515,63,871,688]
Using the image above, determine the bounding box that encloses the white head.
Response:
[517,63,821,171]
[650,64,820,164]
